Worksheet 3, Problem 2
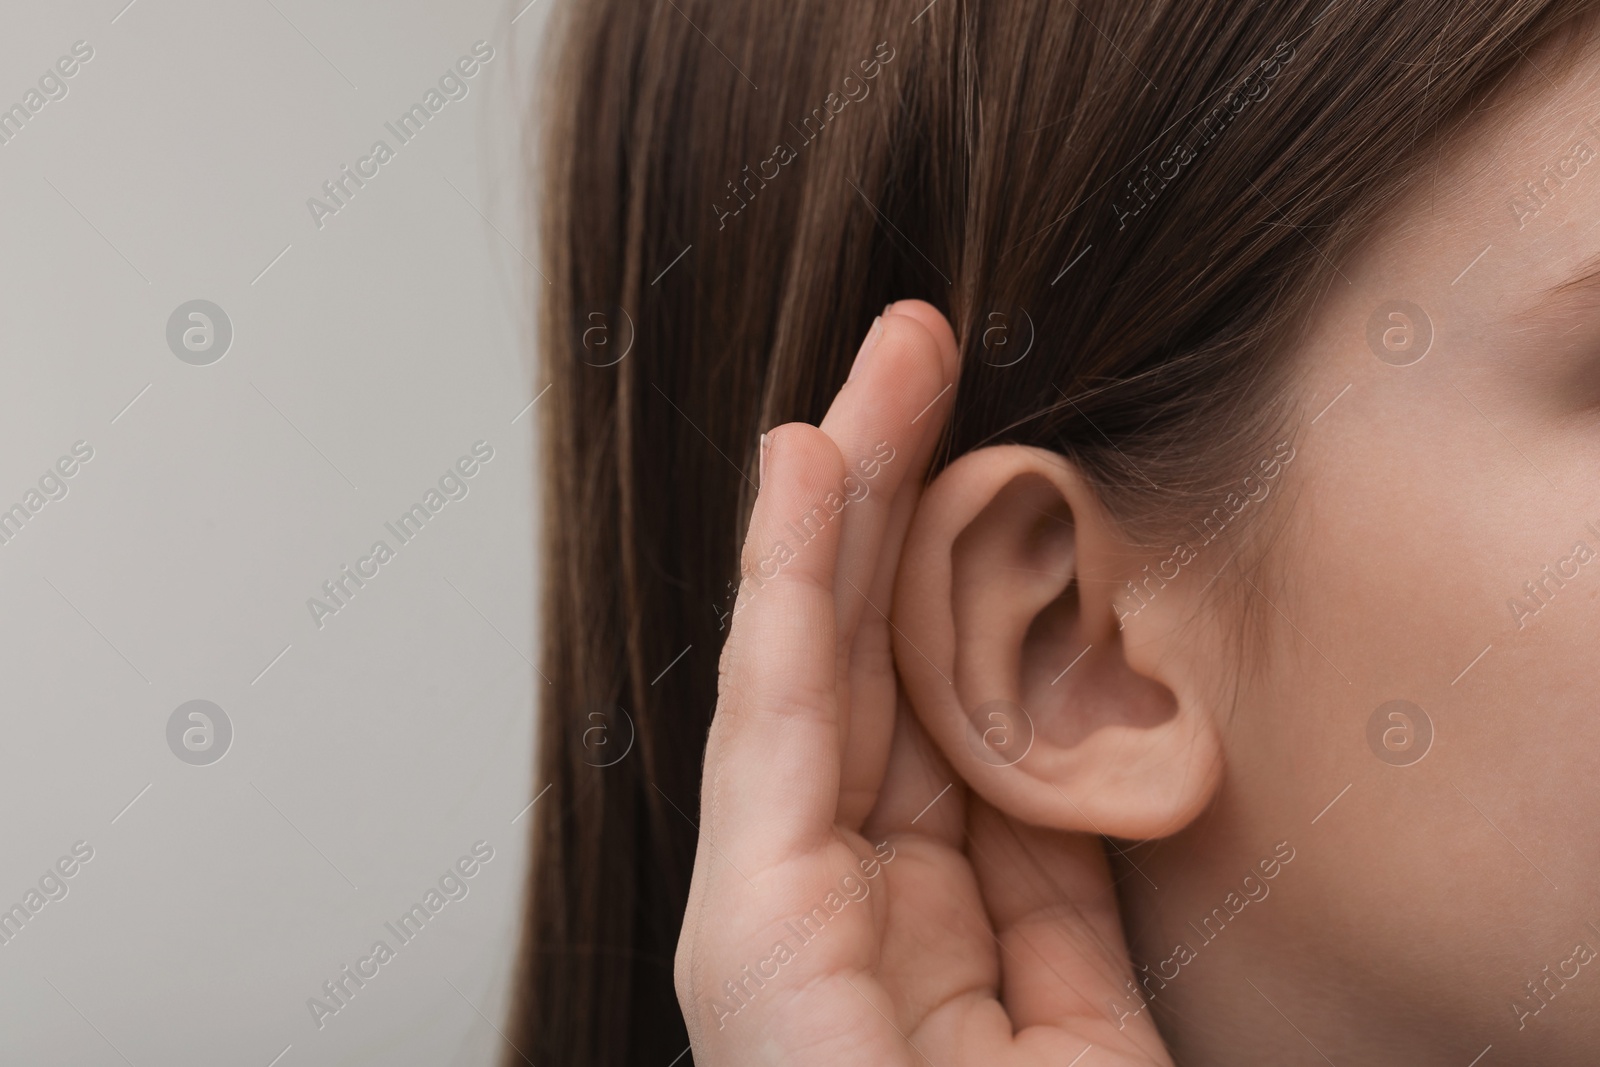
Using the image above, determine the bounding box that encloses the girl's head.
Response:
[512,0,1600,1061]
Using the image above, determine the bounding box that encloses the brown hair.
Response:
[506,0,1592,1061]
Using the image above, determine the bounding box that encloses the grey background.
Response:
[0,1,545,1064]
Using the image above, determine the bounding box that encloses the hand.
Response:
[675,302,1174,1066]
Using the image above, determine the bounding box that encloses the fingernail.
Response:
[847,316,884,384]
[883,302,896,315]
[758,431,771,489]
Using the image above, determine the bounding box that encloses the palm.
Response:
[676,303,1172,1066]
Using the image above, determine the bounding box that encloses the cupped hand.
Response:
[675,302,1174,1066]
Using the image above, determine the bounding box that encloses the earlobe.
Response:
[891,445,1224,839]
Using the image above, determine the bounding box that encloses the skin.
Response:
[676,44,1600,1067]
[676,301,1172,1066]
[1110,42,1600,1065]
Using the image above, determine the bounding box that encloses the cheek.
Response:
[1214,349,1600,1015]
[1297,368,1600,761]
[1259,334,1561,717]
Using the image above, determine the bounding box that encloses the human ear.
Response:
[890,444,1223,839]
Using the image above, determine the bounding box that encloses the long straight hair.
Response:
[507,1,1593,1061]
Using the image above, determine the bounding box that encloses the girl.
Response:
[509,1,1600,1062]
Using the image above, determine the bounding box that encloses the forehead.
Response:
[1273,36,1600,412]
[1352,41,1600,320]
[1266,38,1600,544]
